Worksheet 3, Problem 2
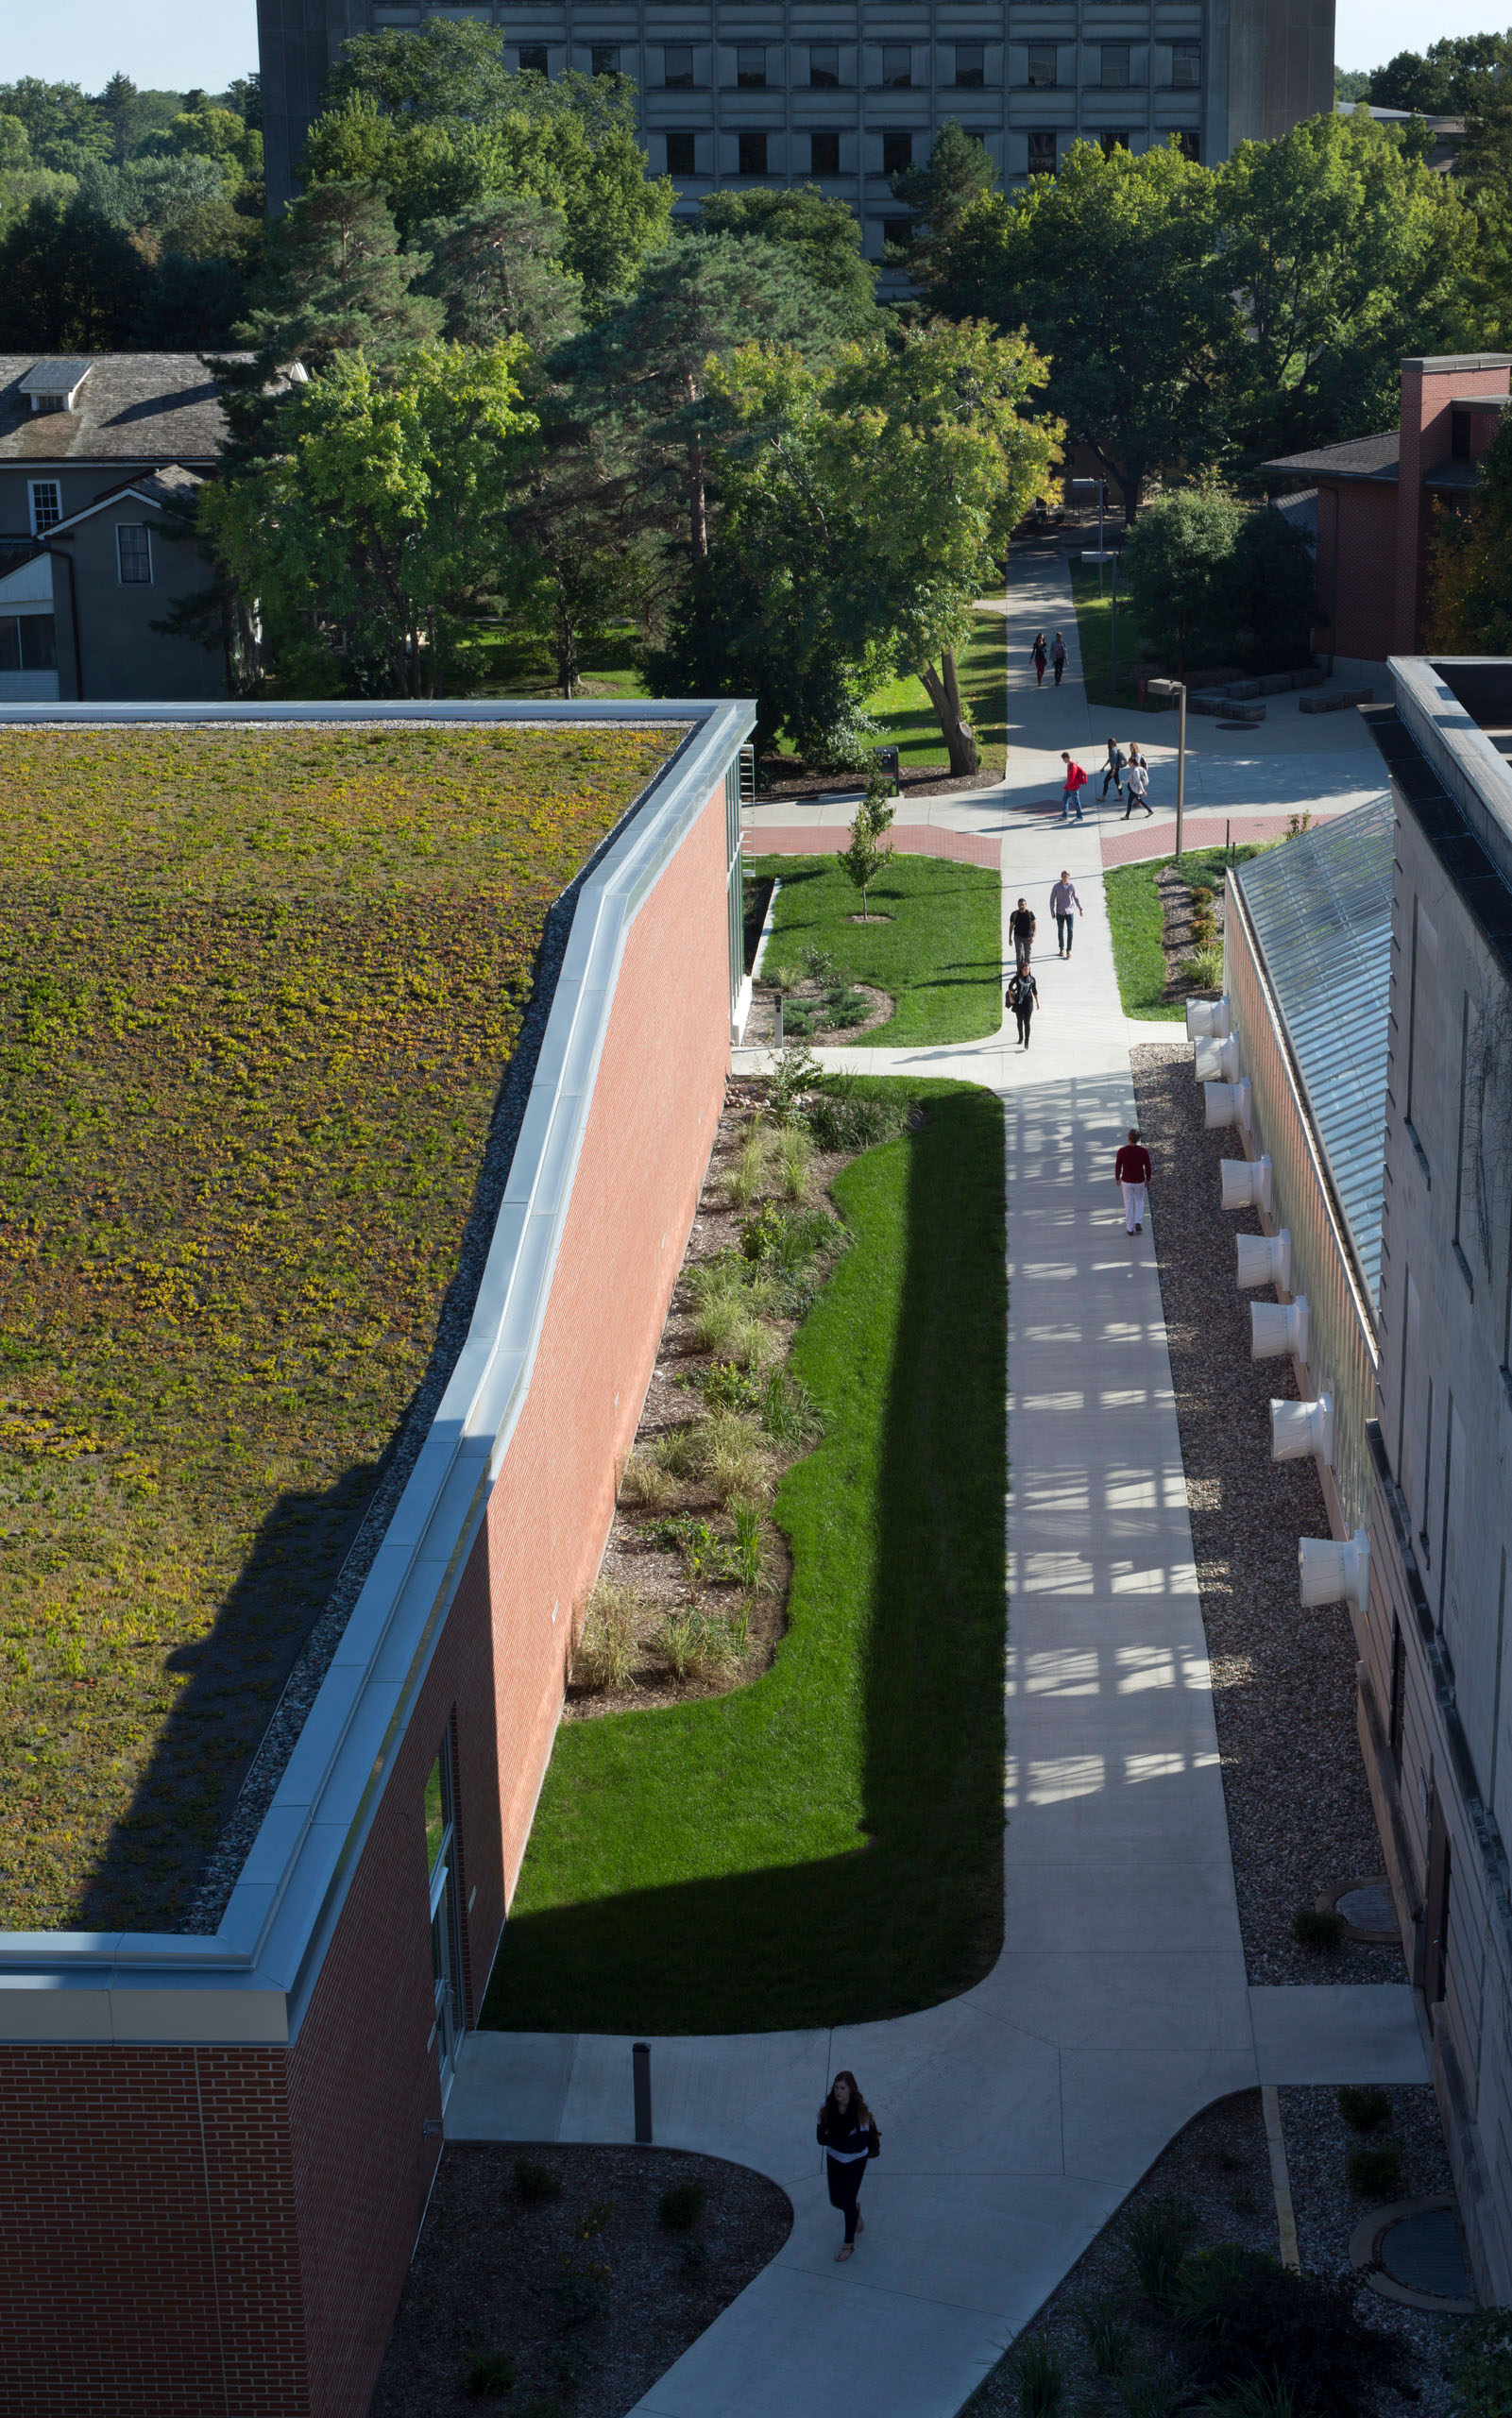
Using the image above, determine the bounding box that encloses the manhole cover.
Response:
[1338,1882,1394,1933]
[1379,2209,1474,2302]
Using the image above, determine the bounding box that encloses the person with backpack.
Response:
[1115,1127,1152,1233]
[1031,632,1048,687]
[1123,746,1153,820]
[817,2070,879,2260]
[1007,964,1041,1047]
[1010,896,1037,968]
[1051,632,1067,687]
[1060,754,1088,822]
[1100,739,1126,800]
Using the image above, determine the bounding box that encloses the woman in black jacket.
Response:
[816,2069,879,2260]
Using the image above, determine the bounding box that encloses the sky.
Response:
[0,0,1507,92]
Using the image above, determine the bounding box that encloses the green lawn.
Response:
[768,610,1008,773]
[454,621,652,702]
[747,853,1002,1046]
[1107,843,1268,1020]
[483,1081,1007,2034]
[1068,558,1164,718]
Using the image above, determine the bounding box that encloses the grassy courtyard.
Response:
[484,1081,1008,2035]
[1067,557,1160,716]
[748,853,1003,1046]
[1107,843,1267,1019]
[0,721,674,1933]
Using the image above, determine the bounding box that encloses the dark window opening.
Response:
[664,45,694,87]
[882,215,914,250]
[737,45,767,86]
[1172,43,1201,88]
[0,614,56,673]
[1100,129,1130,154]
[116,522,152,586]
[810,128,841,175]
[1177,128,1200,160]
[1028,129,1058,172]
[590,44,620,77]
[1101,44,1130,87]
[518,45,549,75]
[881,46,912,87]
[1028,46,1058,88]
[882,128,912,176]
[809,45,840,87]
[1453,410,1471,462]
[739,129,770,176]
[666,130,697,176]
[956,43,986,86]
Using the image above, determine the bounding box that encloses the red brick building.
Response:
[0,698,753,2418]
[1262,351,1511,672]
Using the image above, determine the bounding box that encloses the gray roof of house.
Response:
[1233,796,1395,1305]
[0,354,245,466]
[19,358,94,396]
[1260,431,1400,485]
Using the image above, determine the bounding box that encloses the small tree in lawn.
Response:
[837,772,893,922]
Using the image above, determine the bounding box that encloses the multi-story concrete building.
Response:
[258,0,1336,243]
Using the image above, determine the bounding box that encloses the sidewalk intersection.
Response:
[445,567,1419,2418]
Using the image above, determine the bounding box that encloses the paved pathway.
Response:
[447,561,1419,2418]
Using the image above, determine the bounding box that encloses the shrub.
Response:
[549,2259,611,2326]
[655,1422,709,1481]
[1346,2138,1402,2196]
[658,2179,707,2230]
[467,2349,517,2395]
[657,1609,744,1682]
[1292,1907,1345,1953]
[703,1410,773,1506]
[1122,2196,1199,2312]
[572,1579,643,1692]
[680,2236,708,2272]
[1171,2246,1403,2413]
[767,1046,824,1127]
[620,1451,671,1510]
[658,1516,726,1586]
[825,985,871,1030]
[1079,2303,1132,2375]
[802,945,844,985]
[740,1201,840,1284]
[802,1078,909,1153]
[573,2198,614,2240]
[1183,941,1226,990]
[1337,2085,1391,2135]
[778,1126,813,1203]
[1445,2307,1512,2416]
[1011,2337,1064,2417]
[514,2158,562,2203]
[727,1126,772,1210]
[760,1368,822,1447]
[696,1360,761,1414]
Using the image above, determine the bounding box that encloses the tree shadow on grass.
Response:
[482,1087,1008,2036]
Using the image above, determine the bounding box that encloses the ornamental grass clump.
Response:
[0,719,676,1933]
[572,1580,645,1692]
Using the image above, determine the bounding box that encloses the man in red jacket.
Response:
[1114,1127,1151,1234]
[1060,753,1088,822]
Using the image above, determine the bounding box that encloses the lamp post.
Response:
[1146,678,1187,863]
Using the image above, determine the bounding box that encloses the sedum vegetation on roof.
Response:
[1233,795,1394,1303]
[0,719,676,1934]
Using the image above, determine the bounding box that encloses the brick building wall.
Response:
[1394,358,1511,653]
[0,765,734,2418]
[1314,481,1398,664]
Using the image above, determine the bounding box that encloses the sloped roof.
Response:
[0,355,246,466]
[1260,431,1400,485]
[1234,797,1394,1304]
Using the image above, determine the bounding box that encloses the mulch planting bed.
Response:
[741,979,893,1048]
[977,2087,1461,2417]
[756,760,1001,801]
[1130,1042,1405,1987]
[369,2142,791,2418]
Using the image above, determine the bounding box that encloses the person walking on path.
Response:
[1050,871,1082,958]
[1031,632,1048,687]
[1123,746,1153,820]
[1007,964,1041,1047]
[817,2071,879,2261]
[1060,754,1088,822]
[1100,739,1126,800]
[1051,631,1068,687]
[1115,1127,1152,1234]
[1010,896,1037,969]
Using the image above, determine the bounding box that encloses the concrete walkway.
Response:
[447,560,1420,2418]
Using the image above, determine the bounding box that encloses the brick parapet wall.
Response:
[0,770,734,2418]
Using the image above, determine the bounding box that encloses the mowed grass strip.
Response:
[1107,843,1267,1020]
[749,853,1002,1046]
[0,722,676,1933]
[485,1081,1007,2035]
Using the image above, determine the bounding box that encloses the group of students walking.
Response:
[1059,740,1153,822]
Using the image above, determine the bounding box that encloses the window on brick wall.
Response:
[426,1735,464,2080]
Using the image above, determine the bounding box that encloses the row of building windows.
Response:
[664,125,1198,172]
[543,40,1200,86]
[24,484,153,582]
[0,613,57,673]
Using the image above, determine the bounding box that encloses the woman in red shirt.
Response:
[1114,1128,1151,1234]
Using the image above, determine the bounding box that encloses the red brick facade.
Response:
[0,770,733,2418]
